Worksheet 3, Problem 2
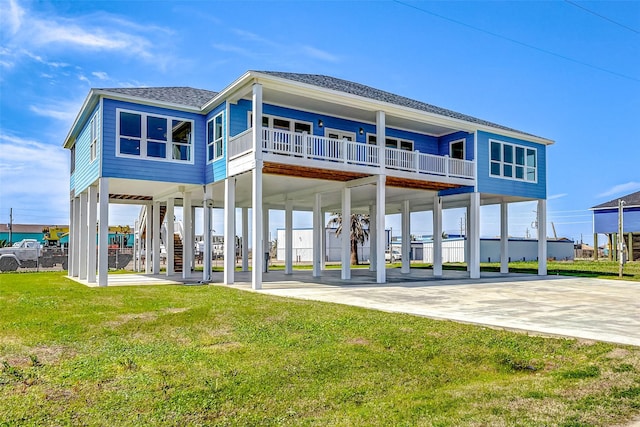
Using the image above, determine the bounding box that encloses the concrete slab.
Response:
[228,269,640,347]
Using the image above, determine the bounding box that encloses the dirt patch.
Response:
[3,344,75,368]
[346,337,370,346]
[607,348,631,359]
[105,312,159,328]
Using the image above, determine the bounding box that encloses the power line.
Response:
[392,0,640,83]
[564,0,640,35]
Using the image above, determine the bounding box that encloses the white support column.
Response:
[500,201,509,274]
[341,187,351,280]
[97,178,109,287]
[145,203,152,274]
[538,199,547,275]
[166,198,174,276]
[203,187,213,283]
[182,192,192,280]
[375,174,386,283]
[72,196,80,277]
[223,179,236,284]
[87,185,97,283]
[433,195,443,277]
[313,194,322,277]
[401,200,411,274]
[376,111,386,170]
[79,191,88,280]
[369,203,376,272]
[191,206,196,272]
[69,198,75,276]
[284,200,293,275]
[252,163,263,289]
[263,207,269,272]
[469,192,481,279]
[465,205,471,272]
[321,210,327,271]
[241,207,249,272]
[253,83,263,160]
[152,201,161,275]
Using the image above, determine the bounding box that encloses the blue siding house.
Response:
[63,71,554,287]
[591,191,640,262]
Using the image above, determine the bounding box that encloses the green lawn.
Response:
[1,272,639,426]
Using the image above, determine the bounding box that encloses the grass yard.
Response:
[1,272,640,426]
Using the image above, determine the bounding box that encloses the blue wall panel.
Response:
[73,103,101,194]
[438,131,474,160]
[594,207,640,233]
[227,100,439,153]
[476,131,547,199]
[205,102,227,184]
[101,98,205,185]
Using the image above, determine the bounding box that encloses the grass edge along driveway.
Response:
[1,271,639,426]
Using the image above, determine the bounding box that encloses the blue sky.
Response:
[1,0,638,244]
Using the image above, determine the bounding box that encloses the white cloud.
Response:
[300,45,339,62]
[92,71,109,80]
[597,182,640,198]
[0,132,70,222]
[548,193,568,200]
[4,0,24,35]
[29,104,77,123]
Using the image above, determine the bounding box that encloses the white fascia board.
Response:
[63,90,98,149]
[252,72,555,146]
[201,71,254,113]
[63,89,203,149]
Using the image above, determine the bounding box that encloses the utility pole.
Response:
[618,199,626,279]
[8,208,13,246]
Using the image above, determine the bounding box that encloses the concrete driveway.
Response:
[231,269,640,347]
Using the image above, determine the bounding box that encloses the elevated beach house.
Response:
[63,71,553,288]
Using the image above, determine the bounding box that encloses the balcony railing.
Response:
[228,127,475,180]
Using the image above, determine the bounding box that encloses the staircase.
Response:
[174,234,183,273]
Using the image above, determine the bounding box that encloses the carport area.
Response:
[230,269,640,347]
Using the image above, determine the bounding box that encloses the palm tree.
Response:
[327,213,370,265]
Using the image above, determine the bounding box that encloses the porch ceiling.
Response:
[260,87,461,137]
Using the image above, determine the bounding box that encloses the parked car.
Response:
[385,249,401,262]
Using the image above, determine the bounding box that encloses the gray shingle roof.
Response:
[98,87,218,109]
[592,191,640,209]
[256,71,542,139]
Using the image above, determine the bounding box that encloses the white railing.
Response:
[230,127,475,180]
[228,128,254,159]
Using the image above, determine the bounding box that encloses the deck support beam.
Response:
[97,178,109,287]
[469,192,481,279]
[87,185,97,284]
[241,207,249,272]
[285,199,293,275]
[79,190,88,280]
[341,187,351,280]
[313,193,322,277]
[152,201,161,274]
[375,174,386,283]
[433,195,443,277]
[401,200,411,273]
[223,180,235,284]
[166,198,174,276]
[500,201,509,274]
[538,199,547,275]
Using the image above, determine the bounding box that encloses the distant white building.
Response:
[277,228,391,263]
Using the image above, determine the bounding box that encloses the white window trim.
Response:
[207,112,224,163]
[325,128,356,141]
[449,138,465,160]
[89,114,98,163]
[248,112,313,134]
[488,138,538,184]
[368,133,414,151]
[115,108,194,164]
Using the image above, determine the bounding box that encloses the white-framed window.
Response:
[450,139,465,160]
[326,129,355,141]
[368,134,414,151]
[207,112,223,162]
[249,113,313,134]
[489,139,537,182]
[116,109,193,163]
[89,115,98,163]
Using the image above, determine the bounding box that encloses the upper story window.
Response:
[490,139,537,182]
[450,139,465,160]
[249,113,312,134]
[207,113,223,162]
[368,135,414,151]
[117,109,193,163]
[89,114,98,163]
